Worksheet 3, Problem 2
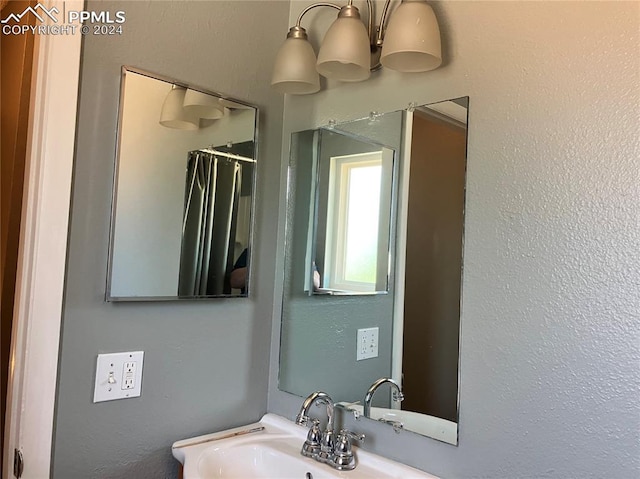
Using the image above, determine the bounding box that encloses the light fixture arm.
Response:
[363,0,375,46]
[294,0,435,55]
[376,0,395,47]
[295,1,376,42]
[294,0,379,67]
[295,2,341,28]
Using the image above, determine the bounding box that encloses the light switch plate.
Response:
[357,327,379,361]
[93,351,144,403]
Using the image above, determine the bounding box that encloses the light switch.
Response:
[93,351,144,403]
[357,327,379,361]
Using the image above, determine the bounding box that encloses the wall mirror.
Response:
[106,67,258,300]
[279,98,468,445]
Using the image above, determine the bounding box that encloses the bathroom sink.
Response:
[173,413,438,479]
[340,404,458,445]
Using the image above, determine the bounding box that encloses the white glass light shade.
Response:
[159,86,199,130]
[183,89,225,119]
[271,37,320,95]
[380,0,442,73]
[316,15,371,82]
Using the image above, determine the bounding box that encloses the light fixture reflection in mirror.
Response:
[279,98,469,445]
[183,88,225,119]
[107,67,258,301]
[159,85,199,130]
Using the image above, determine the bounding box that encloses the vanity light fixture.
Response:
[271,0,442,95]
[271,25,321,94]
[316,3,371,82]
[379,0,442,72]
[159,85,200,130]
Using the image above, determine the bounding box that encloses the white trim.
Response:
[422,101,468,125]
[3,2,82,477]
[325,152,390,293]
[391,111,413,393]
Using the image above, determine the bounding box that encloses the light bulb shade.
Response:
[183,89,225,119]
[316,11,371,82]
[380,0,442,73]
[271,36,320,95]
[159,86,199,130]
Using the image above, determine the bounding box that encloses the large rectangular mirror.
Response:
[107,67,258,300]
[279,98,468,445]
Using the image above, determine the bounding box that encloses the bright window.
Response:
[324,151,392,292]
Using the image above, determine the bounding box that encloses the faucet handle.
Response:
[339,429,365,444]
[301,418,322,457]
[307,418,321,438]
[334,429,365,455]
[332,429,365,470]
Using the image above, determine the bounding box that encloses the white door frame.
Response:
[391,111,412,392]
[3,2,82,477]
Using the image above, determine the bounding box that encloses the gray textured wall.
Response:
[52,1,288,478]
[269,1,640,478]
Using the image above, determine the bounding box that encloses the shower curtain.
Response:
[178,151,241,296]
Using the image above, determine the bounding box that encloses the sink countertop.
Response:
[173,413,439,479]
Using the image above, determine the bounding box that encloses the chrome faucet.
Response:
[295,391,335,430]
[296,391,365,470]
[295,391,336,462]
[363,377,405,418]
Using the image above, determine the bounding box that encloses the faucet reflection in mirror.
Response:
[272,0,442,94]
[107,67,258,300]
[363,377,404,418]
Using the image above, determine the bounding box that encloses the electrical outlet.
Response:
[122,361,137,390]
[93,351,144,402]
[357,327,379,361]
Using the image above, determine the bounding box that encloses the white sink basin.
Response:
[341,404,458,445]
[173,413,438,479]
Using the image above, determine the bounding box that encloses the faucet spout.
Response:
[363,378,404,418]
[295,391,335,432]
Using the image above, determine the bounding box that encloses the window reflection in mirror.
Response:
[279,99,468,446]
[312,131,394,295]
[106,67,258,300]
[280,113,402,406]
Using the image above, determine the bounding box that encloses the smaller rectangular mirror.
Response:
[107,67,258,300]
[312,130,395,295]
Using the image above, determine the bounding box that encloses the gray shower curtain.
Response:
[178,151,241,296]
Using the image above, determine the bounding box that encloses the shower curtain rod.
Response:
[195,148,256,163]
